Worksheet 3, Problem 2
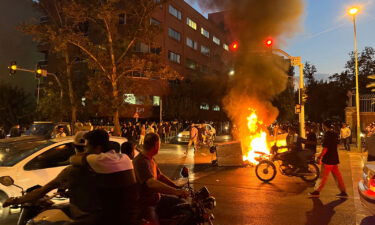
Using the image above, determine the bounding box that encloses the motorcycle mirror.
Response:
[180,167,189,178]
[0,176,14,187]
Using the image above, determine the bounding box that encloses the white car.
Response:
[358,161,375,215]
[177,124,216,143]
[0,135,127,219]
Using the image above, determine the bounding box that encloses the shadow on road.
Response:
[305,198,347,225]
[360,216,375,225]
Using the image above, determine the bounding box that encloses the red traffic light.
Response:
[264,38,273,48]
[230,41,239,51]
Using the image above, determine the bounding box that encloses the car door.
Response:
[19,142,76,188]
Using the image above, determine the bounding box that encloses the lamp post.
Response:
[349,7,361,152]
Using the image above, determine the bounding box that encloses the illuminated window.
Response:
[186,37,198,50]
[186,58,197,70]
[200,45,210,56]
[124,94,136,105]
[150,18,160,25]
[213,105,220,111]
[186,18,197,30]
[223,44,229,51]
[201,27,209,38]
[200,103,209,110]
[169,5,182,20]
[153,96,160,106]
[213,36,220,45]
[168,51,181,63]
[168,28,181,41]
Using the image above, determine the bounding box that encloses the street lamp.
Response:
[348,7,361,151]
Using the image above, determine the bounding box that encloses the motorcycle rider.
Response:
[133,133,191,225]
[298,126,318,172]
[2,131,101,224]
[69,129,139,225]
[282,126,304,173]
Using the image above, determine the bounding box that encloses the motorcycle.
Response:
[254,145,320,183]
[143,167,216,225]
[0,176,72,225]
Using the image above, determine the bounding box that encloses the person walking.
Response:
[340,123,351,151]
[309,120,348,198]
[185,124,198,155]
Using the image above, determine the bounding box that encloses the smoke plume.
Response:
[194,0,304,137]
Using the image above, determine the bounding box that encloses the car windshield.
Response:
[24,123,54,136]
[0,140,54,167]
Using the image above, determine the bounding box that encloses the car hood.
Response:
[364,162,375,173]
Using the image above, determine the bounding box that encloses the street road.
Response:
[1,136,375,225]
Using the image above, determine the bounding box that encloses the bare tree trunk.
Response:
[64,51,77,125]
[112,80,121,136]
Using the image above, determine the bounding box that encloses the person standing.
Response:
[309,120,348,198]
[139,124,146,146]
[366,125,375,161]
[340,123,351,151]
[186,124,198,154]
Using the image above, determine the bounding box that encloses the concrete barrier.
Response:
[215,141,244,166]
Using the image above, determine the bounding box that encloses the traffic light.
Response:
[35,65,47,78]
[300,88,308,104]
[230,41,239,52]
[366,74,375,92]
[8,61,17,75]
[264,38,274,48]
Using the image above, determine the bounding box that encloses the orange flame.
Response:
[242,109,270,164]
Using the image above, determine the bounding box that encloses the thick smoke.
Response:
[194,0,304,136]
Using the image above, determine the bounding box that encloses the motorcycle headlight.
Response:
[203,196,216,210]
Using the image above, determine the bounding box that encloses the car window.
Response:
[24,143,75,171]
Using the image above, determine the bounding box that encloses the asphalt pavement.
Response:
[2,137,375,225]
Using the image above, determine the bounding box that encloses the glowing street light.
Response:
[229,69,235,76]
[348,7,359,15]
[348,6,362,151]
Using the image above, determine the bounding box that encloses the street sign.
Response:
[133,112,139,119]
[291,57,301,66]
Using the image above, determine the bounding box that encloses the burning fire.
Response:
[242,110,270,164]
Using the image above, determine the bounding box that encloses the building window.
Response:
[168,51,181,63]
[134,42,150,53]
[186,37,198,50]
[213,36,220,45]
[186,17,197,30]
[201,45,210,56]
[213,105,220,111]
[153,96,160,106]
[119,13,126,25]
[223,43,229,51]
[200,103,209,110]
[150,18,161,25]
[186,58,197,70]
[124,94,136,105]
[168,28,181,41]
[169,5,182,20]
[201,27,209,38]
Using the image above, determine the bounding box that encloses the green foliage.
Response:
[0,83,36,131]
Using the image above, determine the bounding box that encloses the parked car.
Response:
[358,161,375,215]
[0,135,127,219]
[176,124,216,143]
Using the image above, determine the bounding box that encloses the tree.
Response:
[0,83,36,131]
[58,0,177,135]
[304,61,317,86]
[21,0,83,124]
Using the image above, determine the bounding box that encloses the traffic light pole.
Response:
[298,62,306,138]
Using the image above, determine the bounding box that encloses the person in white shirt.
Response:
[340,123,351,151]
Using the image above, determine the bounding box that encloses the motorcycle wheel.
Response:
[255,160,277,182]
[300,163,320,182]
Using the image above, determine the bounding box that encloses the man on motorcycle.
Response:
[283,126,305,172]
[2,131,101,224]
[133,133,191,225]
[298,126,318,172]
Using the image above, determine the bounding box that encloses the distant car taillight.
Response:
[369,175,375,192]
